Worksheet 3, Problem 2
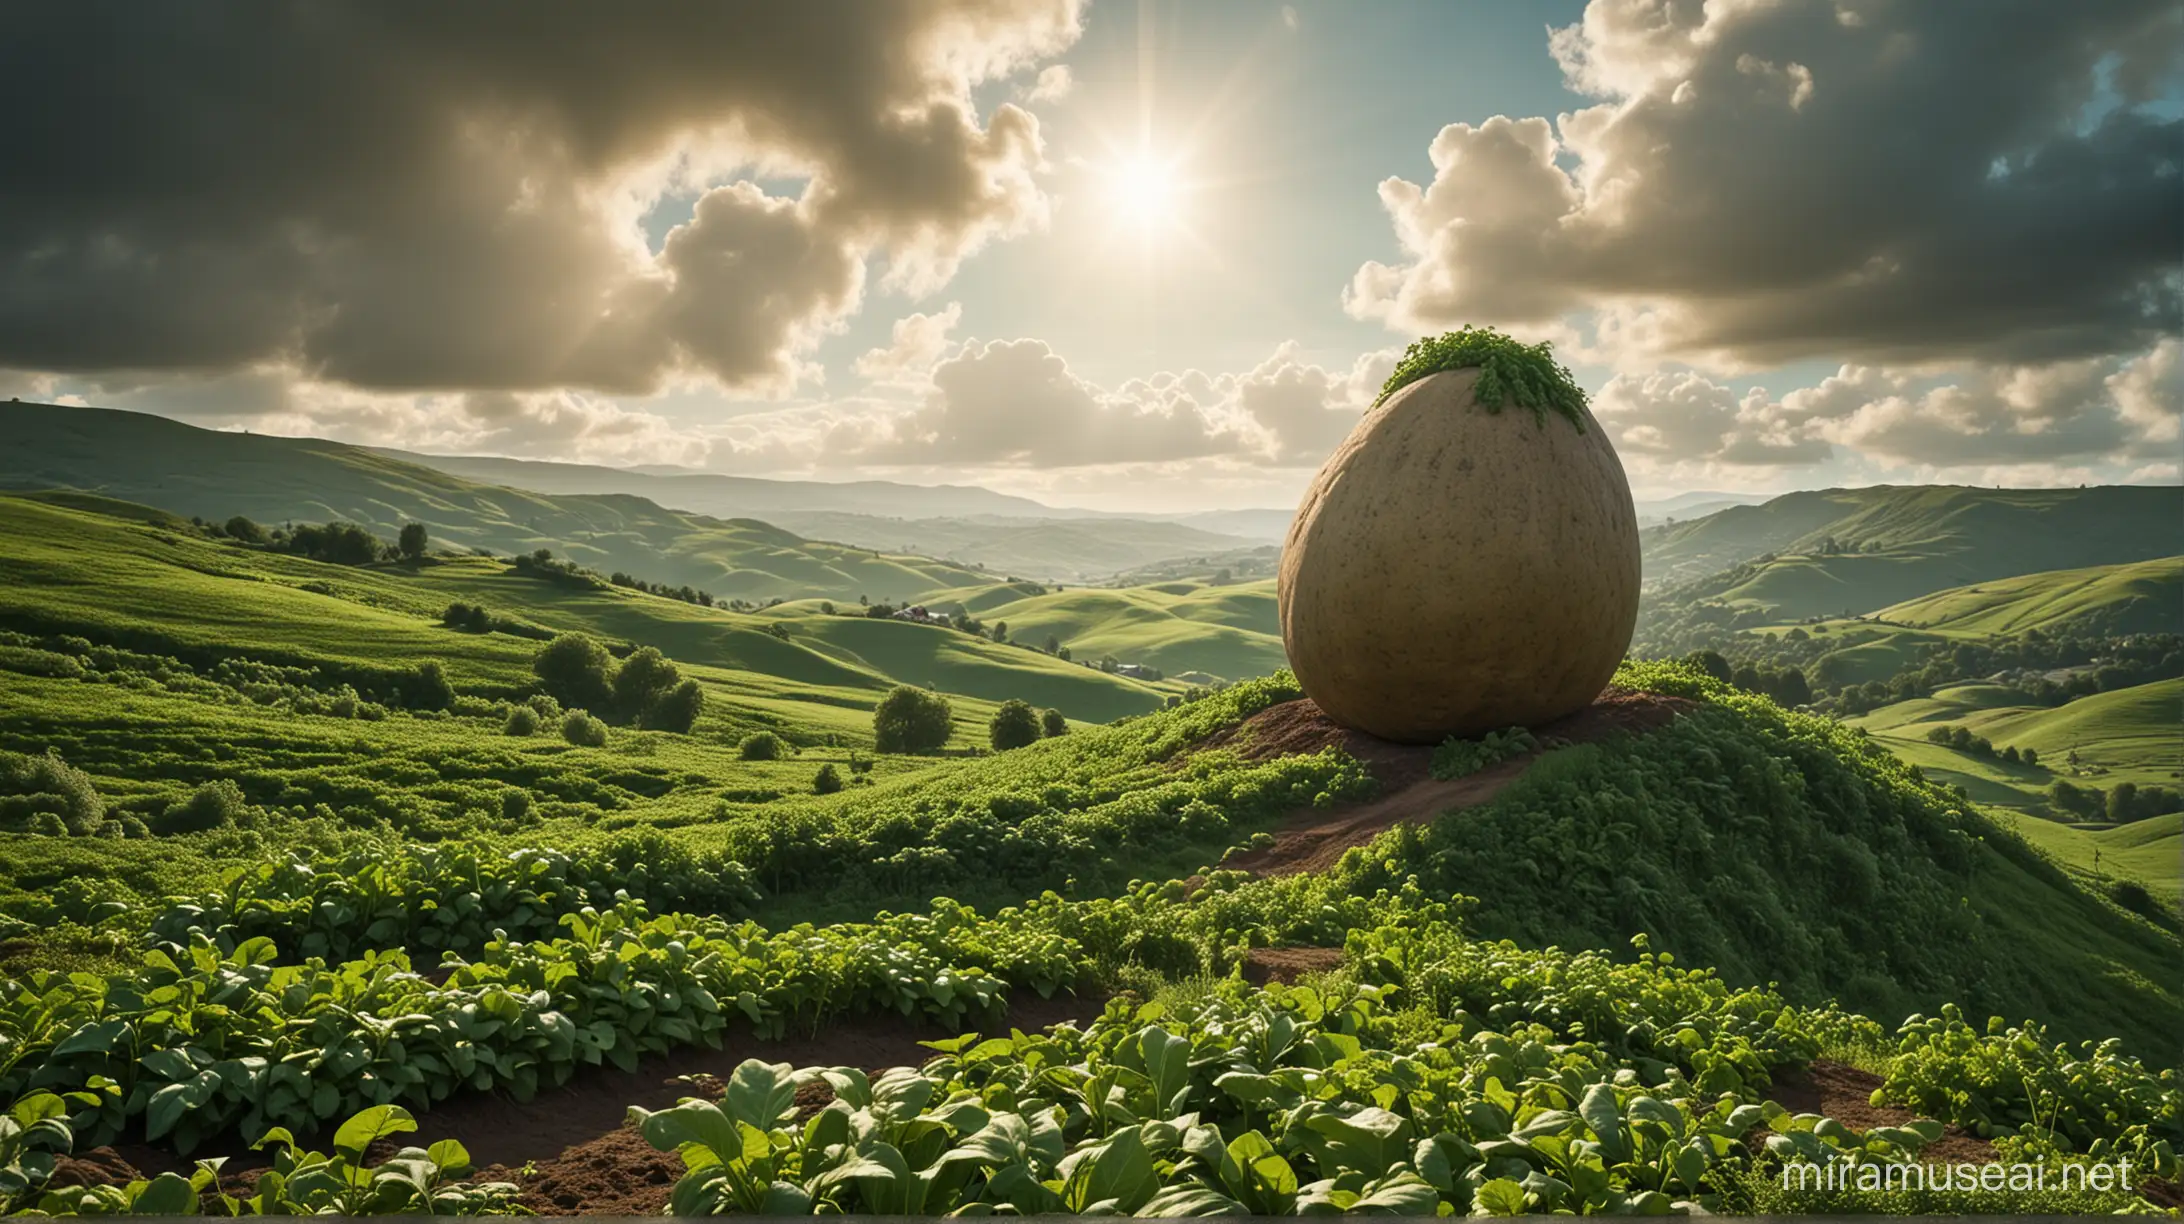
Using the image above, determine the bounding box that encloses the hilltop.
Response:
[1641,484,2182,615]
[0,402,1004,603]
[1874,556,2184,637]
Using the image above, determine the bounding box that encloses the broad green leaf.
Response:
[333,1104,418,1159]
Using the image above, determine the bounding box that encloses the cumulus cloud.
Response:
[1346,0,2184,369]
[1594,343,2181,479]
[0,1,1082,397]
[1023,65,1075,104]
[855,303,966,386]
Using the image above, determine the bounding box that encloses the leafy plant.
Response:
[1375,326,1588,431]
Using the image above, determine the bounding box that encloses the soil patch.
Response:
[1217,688,1690,877]
[1242,946,1344,985]
[1765,1060,1995,1165]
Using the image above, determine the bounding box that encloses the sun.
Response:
[1107,152,1185,231]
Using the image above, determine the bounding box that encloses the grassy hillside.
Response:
[1642,485,2182,614]
[0,493,1169,727]
[1848,678,2183,816]
[762,511,1262,583]
[1874,556,2184,637]
[907,577,1286,683]
[0,402,998,604]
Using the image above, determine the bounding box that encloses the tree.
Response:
[397,522,429,559]
[1043,634,1061,655]
[503,706,541,736]
[991,620,1009,643]
[612,646,681,722]
[813,764,844,795]
[534,633,614,711]
[224,515,266,544]
[989,699,1040,751]
[405,660,456,711]
[645,678,704,733]
[1040,707,1067,738]
[1684,650,1733,684]
[873,685,953,754]
[2106,782,2138,823]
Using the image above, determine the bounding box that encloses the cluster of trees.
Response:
[2048,779,2182,824]
[531,633,703,734]
[192,516,433,565]
[988,699,1068,750]
[608,571,717,607]
[1921,724,2038,766]
[1682,650,1811,707]
[509,548,612,592]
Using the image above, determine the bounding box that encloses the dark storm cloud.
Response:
[0,1,1079,393]
[1347,0,2184,368]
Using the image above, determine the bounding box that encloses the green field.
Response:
[900,577,1286,682]
[1643,484,2182,616]
[1875,556,2184,636]
[0,403,1002,604]
[0,493,1170,730]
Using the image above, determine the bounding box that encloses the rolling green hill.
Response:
[1643,485,2183,616]
[901,577,1287,683]
[0,401,1000,604]
[1849,677,2184,813]
[1874,556,2184,637]
[0,493,1170,728]
[759,510,1263,583]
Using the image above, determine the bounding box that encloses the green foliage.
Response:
[532,632,613,711]
[1879,1005,2177,1177]
[501,704,540,737]
[646,677,705,733]
[875,685,954,755]
[405,659,457,711]
[1375,326,1588,431]
[814,764,844,795]
[396,522,430,560]
[560,708,609,747]
[0,749,107,837]
[1428,727,1537,780]
[611,645,680,720]
[154,778,248,835]
[0,898,1079,1152]
[1042,707,1068,738]
[739,730,787,761]
[989,699,1041,751]
[145,837,761,962]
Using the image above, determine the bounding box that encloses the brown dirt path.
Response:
[1217,688,1691,877]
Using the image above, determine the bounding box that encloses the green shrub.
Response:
[1041,707,1068,737]
[533,633,613,711]
[988,699,1041,751]
[560,709,609,748]
[813,764,844,795]
[644,678,704,734]
[502,705,540,737]
[738,731,786,761]
[874,685,953,754]
[155,779,247,835]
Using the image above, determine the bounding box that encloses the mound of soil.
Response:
[1215,688,1690,877]
[1765,1060,1994,1165]
[1242,946,1344,985]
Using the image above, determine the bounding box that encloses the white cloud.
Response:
[855,303,966,387]
[1347,0,2184,370]
[1023,64,1074,103]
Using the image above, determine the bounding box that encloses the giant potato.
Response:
[1278,364,1639,742]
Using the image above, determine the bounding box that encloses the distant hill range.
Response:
[1641,484,2183,617]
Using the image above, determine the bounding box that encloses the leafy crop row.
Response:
[0,899,1077,1153]
[147,835,761,962]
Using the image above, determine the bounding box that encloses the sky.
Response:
[0,0,2178,513]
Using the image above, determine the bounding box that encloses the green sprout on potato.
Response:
[1375,325,1589,431]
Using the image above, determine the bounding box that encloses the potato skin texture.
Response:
[1278,367,1640,743]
